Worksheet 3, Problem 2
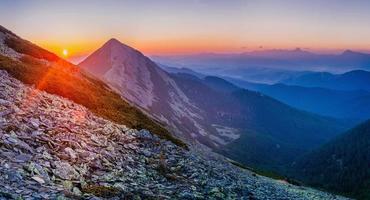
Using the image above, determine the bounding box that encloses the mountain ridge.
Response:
[281,70,370,91]
[80,37,212,144]
[223,76,370,121]
[152,49,370,75]
[0,24,185,147]
[170,73,350,170]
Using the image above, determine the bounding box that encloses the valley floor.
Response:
[0,70,349,199]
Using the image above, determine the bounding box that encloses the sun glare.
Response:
[62,49,68,57]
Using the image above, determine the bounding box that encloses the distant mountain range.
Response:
[80,39,351,172]
[162,66,370,122]
[171,74,351,170]
[224,76,370,121]
[152,49,370,83]
[152,48,370,71]
[159,64,205,79]
[281,70,370,91]
[291,120,370,199]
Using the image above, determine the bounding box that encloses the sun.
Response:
[62,49,68,57]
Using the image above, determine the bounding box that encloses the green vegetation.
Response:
[0,25,17,37]
[291,120,370,199]
[81,185,121,198]
[173,73,349,173]
[5,36,59,62]
[0,44,186,148]
[227,159,253,171]
[228,159,302,186]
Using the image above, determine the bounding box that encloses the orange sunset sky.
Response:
[1,0,370,62]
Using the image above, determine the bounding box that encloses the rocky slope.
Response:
[0,25,184,147]
[0,70,349,199]
[79,39,208,142]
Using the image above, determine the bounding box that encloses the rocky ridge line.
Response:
[0,70,348,199]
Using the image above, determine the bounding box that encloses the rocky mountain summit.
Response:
[0,69,349,199]
[79,39,207,143]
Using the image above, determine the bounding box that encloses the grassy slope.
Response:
[0,29,186,148]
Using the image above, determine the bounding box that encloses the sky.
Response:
[1,0,370,61]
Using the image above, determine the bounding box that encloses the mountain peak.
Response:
[79,37,147,77]
[100,37,143,57]
[342,49,355,55]
[103,38,128,49]
[341,49,367,56]
[105,38,122,46]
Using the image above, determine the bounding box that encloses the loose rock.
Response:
[0,70,350,200]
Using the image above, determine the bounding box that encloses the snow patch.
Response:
[212,124,240,140]
[192,121,208,136]
[209,135,227,145]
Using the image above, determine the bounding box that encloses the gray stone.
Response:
[53,161,79,180]
[0,70,350,200]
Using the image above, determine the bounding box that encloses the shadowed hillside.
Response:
[291,120,370,199]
